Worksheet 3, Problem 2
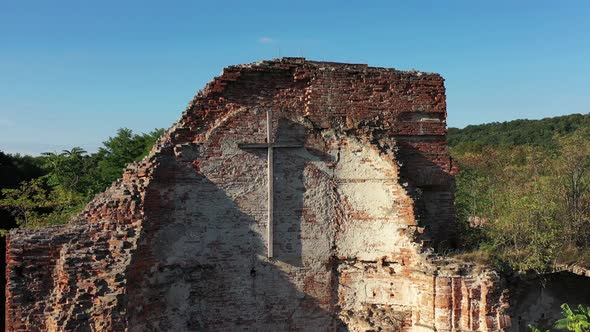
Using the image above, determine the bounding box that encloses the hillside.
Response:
[447,113,590,149]
[448,112,590,275]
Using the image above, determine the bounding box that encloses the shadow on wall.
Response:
[271,118,334,267]
[395,142,457,250]
[510,272,590,332]
[124,119,340,330]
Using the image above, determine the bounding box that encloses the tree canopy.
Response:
[0,128,163,233]
[448,113,590,151]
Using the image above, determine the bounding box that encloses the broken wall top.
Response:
[168,58,448,147]
[155,57,455,191]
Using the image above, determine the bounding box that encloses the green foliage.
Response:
[0,127,163,233]
[96,128,164,189]
[554,303,590,332]
[528,303,590,332]
[0,178,54,228]
[553,129,590,247]
[528,324,549,332]
[452,127,590,274]
[0,177,85,228]
[0,152,46,231]
[448,113,590,150]
[41,147,95,194]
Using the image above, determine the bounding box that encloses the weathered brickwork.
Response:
[6,58,510,331]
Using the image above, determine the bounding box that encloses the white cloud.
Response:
[259,37,274,44]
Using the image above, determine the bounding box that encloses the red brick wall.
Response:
[174,58,457,247]
[5,58,509,331]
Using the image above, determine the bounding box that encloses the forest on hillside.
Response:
[448,113,590,275]
[448,113,590,149]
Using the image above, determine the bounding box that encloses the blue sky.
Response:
[1,0,589,155]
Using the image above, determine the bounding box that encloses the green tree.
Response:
[0,177,86,231]
[41,147,95,194]
[96,128,163,188]
[0,128,163,232]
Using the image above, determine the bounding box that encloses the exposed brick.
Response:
[6,58,509,331]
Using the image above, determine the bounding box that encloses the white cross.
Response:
[238,110,303,258]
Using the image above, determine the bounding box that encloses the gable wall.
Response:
[6,59,508,332]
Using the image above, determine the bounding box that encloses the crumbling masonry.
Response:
[6,58,510,331]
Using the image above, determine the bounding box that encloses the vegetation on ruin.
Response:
[529,303,590,332]
[450,114,590,274]
[0,128,163,234]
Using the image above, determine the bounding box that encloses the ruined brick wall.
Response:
[6,58,509,331]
